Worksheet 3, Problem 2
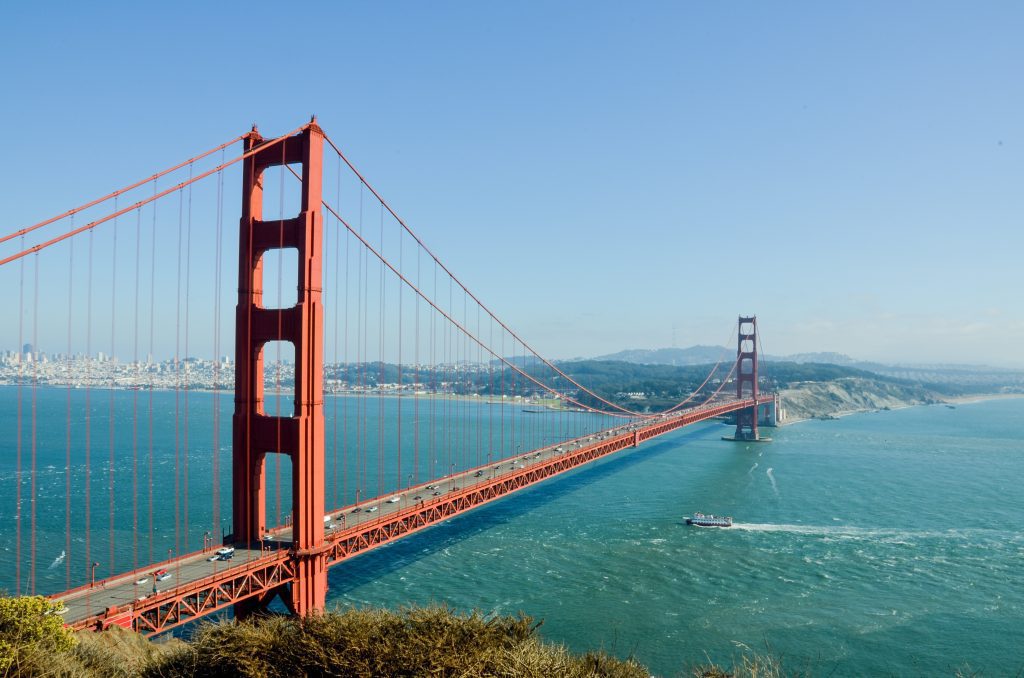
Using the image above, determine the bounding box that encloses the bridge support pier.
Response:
[232,121,328,618]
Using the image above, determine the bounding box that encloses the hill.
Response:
[590,345,730,366]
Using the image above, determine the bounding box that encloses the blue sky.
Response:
[1,1,1022,366]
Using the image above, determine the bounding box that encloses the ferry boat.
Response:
[685,512,732,527]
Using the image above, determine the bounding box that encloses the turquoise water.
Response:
[326,399,1024,676]
[0,386,613,592]
[2,389,1022,674]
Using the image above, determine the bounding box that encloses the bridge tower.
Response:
[232,121,327,616]
[732,315,760,441]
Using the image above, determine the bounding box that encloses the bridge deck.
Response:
[55,395,774,634]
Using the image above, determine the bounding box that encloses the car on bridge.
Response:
[216,546,235,557]
[154,569,171,581]
[365,506,378,513]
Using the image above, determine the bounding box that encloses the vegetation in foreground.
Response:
[2,597,656,677]
[20,594,981,677]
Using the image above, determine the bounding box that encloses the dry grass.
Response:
[143,605,649,678]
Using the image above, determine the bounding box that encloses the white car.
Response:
[207,554,221,562]
[385,496,400,504]
[216,546,235,556]
[365,506,378,513]
[134,577,150,586]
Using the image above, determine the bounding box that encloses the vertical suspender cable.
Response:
[463,292,469,471]
[510,338,516,459]
[332,155,341,509]
[16,235,24,594]
[361,188,369,500]
[378,202,385,498]
[65,228,74,589]
[488,316,494,467]
[342,197,350,505]
[397,216,403,492]
[364,194,371,499]
[500,331,505,459]
[147,181,157,566]
[85,228,93,597]
[183,165,194,550]
[356,185,364,502]
[132,207,141,571]
[109,200,119,575]
[462,290,468,472]
[212,151,224,537]
[430,261,437,481]
[173,187,183,557]
[444,277,451,478]
[476,304,482,472]
[30,252,39,592]
[414,247,420,486]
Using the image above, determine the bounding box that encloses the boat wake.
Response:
[747,462,759,475]
[766,467,778,496]
[730,523,1004,541]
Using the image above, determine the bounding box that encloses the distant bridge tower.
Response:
[731,315,762,441]
[232,121,327,617]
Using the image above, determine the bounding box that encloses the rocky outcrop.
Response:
[778,377,940,423]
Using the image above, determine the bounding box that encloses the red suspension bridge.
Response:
[0,120,776,634]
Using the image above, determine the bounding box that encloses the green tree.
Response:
[0,595,76,676]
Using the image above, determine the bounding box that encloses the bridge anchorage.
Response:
[4,120,775,634]
[722,315,776,442]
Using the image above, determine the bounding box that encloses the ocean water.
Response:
[325,399,1024,676]
[1,389,1022,675]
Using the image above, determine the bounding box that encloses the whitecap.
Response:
[48,550,66,569]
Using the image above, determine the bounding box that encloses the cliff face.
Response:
[779,377,940,423]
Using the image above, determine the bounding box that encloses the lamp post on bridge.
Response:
[89,561,99,588]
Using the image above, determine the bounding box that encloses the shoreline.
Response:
[779,391,1024,426]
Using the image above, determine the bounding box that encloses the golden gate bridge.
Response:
[0,119,776,634]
